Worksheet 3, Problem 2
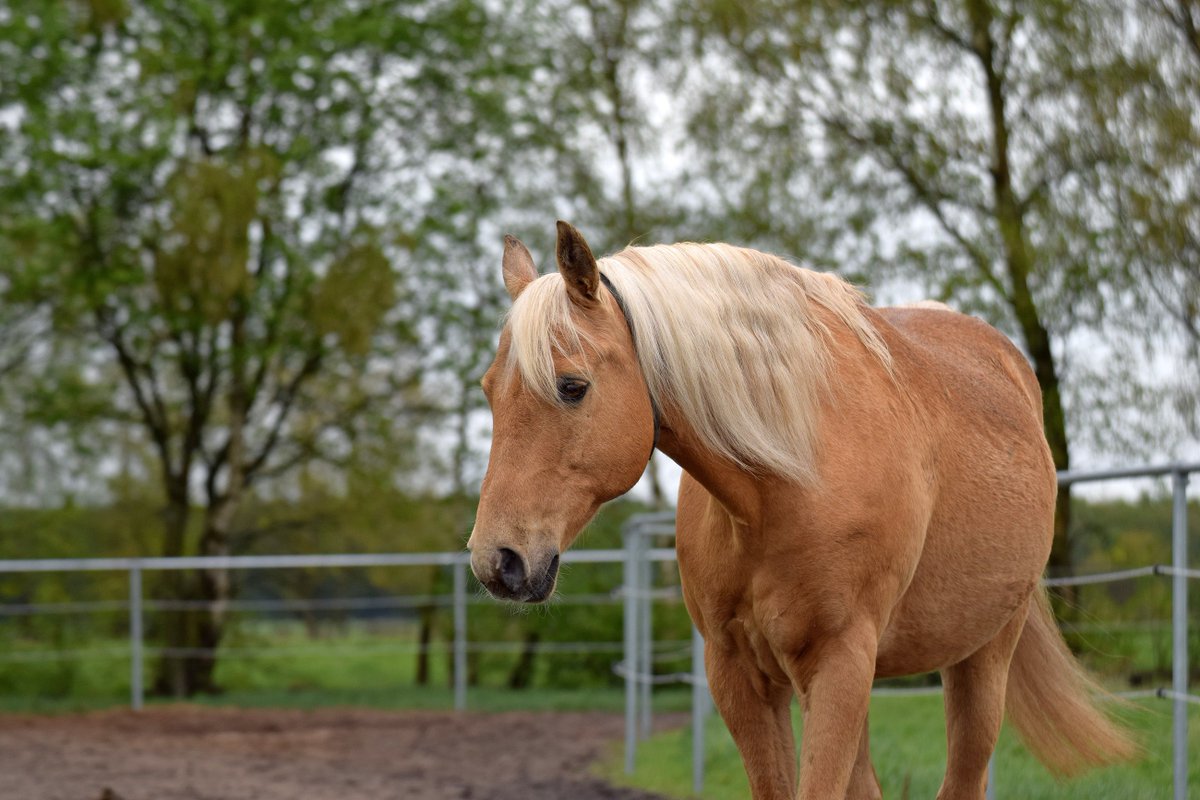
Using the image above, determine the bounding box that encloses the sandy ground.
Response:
[0,706,677,800]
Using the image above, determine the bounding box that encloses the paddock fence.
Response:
[619,462,1198,800]
[0,460,1195,800]
[0,548,674,713]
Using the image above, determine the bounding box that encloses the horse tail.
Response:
[1005,589,1137,775]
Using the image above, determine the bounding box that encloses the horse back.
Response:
[878,305,1044,430]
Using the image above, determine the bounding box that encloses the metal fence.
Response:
[619,461,1198,800]
[0,460,1195,799]
[1047,462,1198,800]
[0,548,663,712]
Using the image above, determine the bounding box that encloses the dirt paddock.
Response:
[0,706,676,800]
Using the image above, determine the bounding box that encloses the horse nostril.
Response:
[497,547,526,593]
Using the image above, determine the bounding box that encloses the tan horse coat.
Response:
[470,223,1133,800]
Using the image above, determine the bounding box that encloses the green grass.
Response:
[0,681,693,715]
[602,693,1200,799]
[0,621,695,715]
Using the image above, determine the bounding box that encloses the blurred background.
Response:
[0,1,1197,797]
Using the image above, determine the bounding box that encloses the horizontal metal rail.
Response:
[1043,566,1160,587]
[1159,689,1200,707]
[613,661,706,687]
[0,638,697,663]
[1056,461,1200,485]
[0,590,653,616]
[0,547,680,574]
[1044,564,1200,586]
[4,565,1184,614]
[0,599,130,616]
[0,552,464,573]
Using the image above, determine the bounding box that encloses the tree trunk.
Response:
[415,604,436,686]
[151,493,241,697]
[506,631,540,690]
[151,486,193,698]
[967,0,1074,598]
[1007,267,1073,587]
[186,504,236,695]
[468,650,481,687]
[182,302,249,695]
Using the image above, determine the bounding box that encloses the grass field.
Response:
[602,692,1200,799]
[0,620,696,715]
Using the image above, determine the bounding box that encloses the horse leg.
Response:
[706,644,797,799]
[796,688,878,800]
[786,624,877,799]
[846,713,882,800]
[936,602,1029,800]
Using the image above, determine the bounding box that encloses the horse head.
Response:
[468,221,656,602]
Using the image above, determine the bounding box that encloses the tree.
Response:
[495,0,698,505]
[686,0,1176,577]
[0,0,497,694]
[1104,0,1200,435]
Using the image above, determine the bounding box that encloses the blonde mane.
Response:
[505,242,892,483]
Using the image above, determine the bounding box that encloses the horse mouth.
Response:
[523,554,560,603]
[481,552,560,603]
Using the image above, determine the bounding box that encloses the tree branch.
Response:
[240,349,324,483]
[916,0,977,56]
[99,321,174,474]
[822,113,1008,298]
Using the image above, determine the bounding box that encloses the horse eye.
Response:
[556,377,589,404]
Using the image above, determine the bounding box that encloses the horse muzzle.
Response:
[470,545,560,603]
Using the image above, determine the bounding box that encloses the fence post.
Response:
[129,564,143,711]
[691,625,707,796]
[638,530,652,739]
[624,520,638,773]
[453,558,467,712]
[1171,469,1188,800]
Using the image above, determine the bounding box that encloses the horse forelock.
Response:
[504,242,892,483]
[504,273,601,402]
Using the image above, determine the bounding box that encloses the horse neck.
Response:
[655,414,770,528]
[654,304,899,528]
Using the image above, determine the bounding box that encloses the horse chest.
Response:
[678,551,815,686]
[712,606,796,687]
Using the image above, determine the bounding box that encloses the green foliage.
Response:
[155,155,271,322]
[1060,493,1200,681]
[310,235,395,356]
[680,0,1199,461]
[0,0,558,503]
[0,0,543,506]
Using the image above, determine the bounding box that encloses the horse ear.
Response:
[502,235,538,300]
[555,220,599,305]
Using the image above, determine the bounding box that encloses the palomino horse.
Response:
[469,221,1133,799]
